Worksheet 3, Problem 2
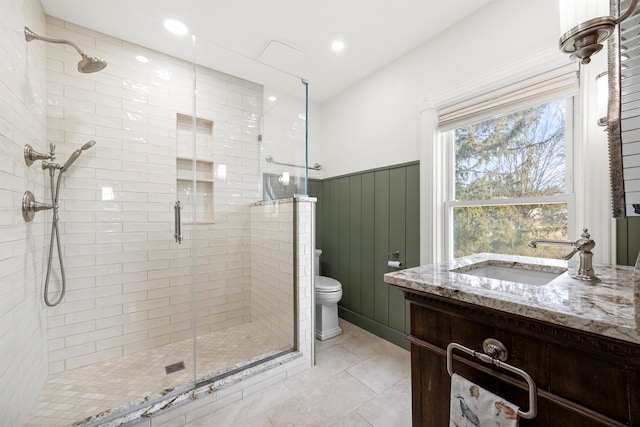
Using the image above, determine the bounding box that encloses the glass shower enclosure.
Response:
[18,18,309,426]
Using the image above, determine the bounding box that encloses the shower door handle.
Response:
[174,201,183,244]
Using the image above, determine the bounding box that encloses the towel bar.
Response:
[265,155,322,170]
[447,341,537,420]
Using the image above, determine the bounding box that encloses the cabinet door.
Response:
[549,345,630,422]
[411,344,450,426]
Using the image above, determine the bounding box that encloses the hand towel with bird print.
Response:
[450,373,519,427]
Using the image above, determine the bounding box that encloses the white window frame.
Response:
[418,47,614,265]
[441,97,576,259]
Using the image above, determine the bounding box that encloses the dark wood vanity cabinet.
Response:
[404,292,640,426]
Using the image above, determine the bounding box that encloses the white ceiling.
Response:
[40,0,493,103]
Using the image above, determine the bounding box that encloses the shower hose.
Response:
[44,169,66,307]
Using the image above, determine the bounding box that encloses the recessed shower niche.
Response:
[176,113,214,223]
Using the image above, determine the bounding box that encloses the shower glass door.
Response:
[191,35,307,384]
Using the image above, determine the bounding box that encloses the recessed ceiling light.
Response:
[164,19,188,36]
[135,55,149,64]
[268,95,278,102]
[331,41,345,52]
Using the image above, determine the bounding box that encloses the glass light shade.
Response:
[558,0,615,64]
[559,0,610,36]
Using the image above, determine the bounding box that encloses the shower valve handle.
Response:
[22,191,54,222]
[24,144,55,166]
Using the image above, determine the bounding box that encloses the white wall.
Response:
[320,0,562,178]
[0,1,49,425]
[319,0,615,262]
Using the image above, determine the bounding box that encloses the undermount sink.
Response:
[449,260,567,286]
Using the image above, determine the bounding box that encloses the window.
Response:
[445,98,573,258]
[430,64,579,261]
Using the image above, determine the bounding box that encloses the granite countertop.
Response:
[384,253,640,345]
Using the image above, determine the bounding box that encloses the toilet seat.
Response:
[315,276,342,293]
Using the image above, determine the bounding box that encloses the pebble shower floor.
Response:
[25,324,282,426]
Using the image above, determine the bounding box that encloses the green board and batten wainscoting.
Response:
[309,161,639,349]
[308,161,420,350]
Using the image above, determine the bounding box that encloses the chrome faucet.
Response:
[528,228,599,282]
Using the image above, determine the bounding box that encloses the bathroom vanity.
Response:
[384,253,640,426]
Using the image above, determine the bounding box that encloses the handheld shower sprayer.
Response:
[61,140,96,173]
[21,139,97,307]
[24,27,107,73]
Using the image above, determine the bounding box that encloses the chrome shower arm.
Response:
[24,27,107,73]
[24,26,87,57]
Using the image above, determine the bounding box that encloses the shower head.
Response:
[25,27,107,73]
[78,55,107,73]
[61,140,96,173]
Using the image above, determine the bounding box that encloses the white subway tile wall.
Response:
[294,200,315,359]
[250,202,295,348]
[42,16,265,375]
[0,1,50,425]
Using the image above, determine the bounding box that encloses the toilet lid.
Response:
[315,276,342,292]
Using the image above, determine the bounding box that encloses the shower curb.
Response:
[82,350,302,427]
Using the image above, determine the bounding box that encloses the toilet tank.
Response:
[314,249,322,277]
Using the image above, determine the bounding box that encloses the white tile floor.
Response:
[184,320,412,426]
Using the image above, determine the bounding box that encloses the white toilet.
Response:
[314,249,343,340]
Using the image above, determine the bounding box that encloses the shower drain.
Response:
[165,361,186,374]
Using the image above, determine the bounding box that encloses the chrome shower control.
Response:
[24,144,55,166]
[42,161,61,171]
[22,191,55,222]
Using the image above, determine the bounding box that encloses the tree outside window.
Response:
[450,99,571,259]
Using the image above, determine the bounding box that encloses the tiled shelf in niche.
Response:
[177,159,214,224]
[176,113,214,224]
